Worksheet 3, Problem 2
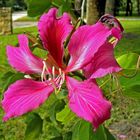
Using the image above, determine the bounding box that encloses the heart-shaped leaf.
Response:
[117,53,139,69]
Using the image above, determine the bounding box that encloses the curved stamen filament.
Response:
[41,61,65,93]
[41,61,52,82]
[59,68,62,75]
[52,66,55,79]
[56,70,65,93]
[41,61,47,82]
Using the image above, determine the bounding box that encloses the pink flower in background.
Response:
[2,8,123,129]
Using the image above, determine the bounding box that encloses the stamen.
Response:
[41,63,65,94]
[41,61,47,82]
[59,72,65,87]
[43,61,51,76]
[62,72,65,83]
[56,71,65,94]
[59,68,62,75]
[52,66,55,79]
[41,61,52,82]
[55,75,61,82]
[50,79,57,90]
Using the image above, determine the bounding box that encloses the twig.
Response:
[81,0,86,21]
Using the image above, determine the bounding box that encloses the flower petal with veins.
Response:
[66,22,122,72]
[2,79,54,121]
[83,42,122,79]
[7,35,43,74]
[38,8,73,67]
[66,76,111,129]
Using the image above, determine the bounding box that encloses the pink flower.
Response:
[2,8,123,129]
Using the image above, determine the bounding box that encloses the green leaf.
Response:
[72,120,115,140]
[57,5,64,16]
[26,0,52,17]
[72,120,92,140]
[92,125,107,140]
[123,84,140,100]
[0,71,14,80]
[119,71,140,100]
[0,71,14,87]
[2,73,24,92]
[58,0,72,15]
[104,127,116,140]
[63,132,72,140]
[25,113,43,140]
[56,104,75,124]
[50,136,63,140]
[0,135,5,140]
[117,53,139,69]
[119,70,140,87]
[56,89,68,99]
[47,125,61,138]
[52,0,63,7]
[49,100,65,124]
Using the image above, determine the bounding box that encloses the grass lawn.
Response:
[116,20,140,56]
[0,19,140,139]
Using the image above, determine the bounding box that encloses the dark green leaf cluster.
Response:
[26,0,74,17]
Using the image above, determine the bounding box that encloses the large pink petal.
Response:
[38,8,73,67]
[7,34,43,74]
[66,15,123,72]
[2,79,54,121]
[83,42,122,79]
[66,76,112,129]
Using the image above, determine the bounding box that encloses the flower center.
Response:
[41,60,65,93]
